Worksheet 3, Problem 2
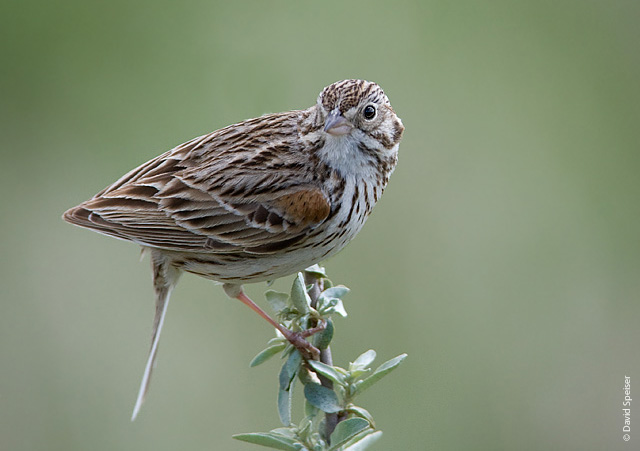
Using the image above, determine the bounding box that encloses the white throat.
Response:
[317,131,378,182]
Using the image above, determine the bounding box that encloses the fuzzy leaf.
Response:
[321,286,350,300]
[331,299,348,317]
[265,290,290,313]
[304,264,327,278]
[267,336,286,346]
[279,350,302,390]
[351,350,376,370]
[278,386,292,426]
[313,319,334,350]
[270,427,298,438]
[303,383,342,413]
[317,296,348,317]
[304,399,320,418]
[298,366,320,385]
[345,405,375,427]
[347,367,371,380]
[355,353,407,394]
[340,430,383,450]
[328,418,369,448]
[290,273,311,314]
[250,343,286,367]
[297,417,313,438]
[233,432,299,450]
[308,360,346,386]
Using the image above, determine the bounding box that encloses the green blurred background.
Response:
[1,1,639,450]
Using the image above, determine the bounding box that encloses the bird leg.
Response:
[234,290,322,360]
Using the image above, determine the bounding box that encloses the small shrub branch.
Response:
[234,265,407,451]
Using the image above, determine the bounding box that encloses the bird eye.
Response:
[363,105,376,120]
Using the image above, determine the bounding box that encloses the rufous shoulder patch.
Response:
[274,188,330,226]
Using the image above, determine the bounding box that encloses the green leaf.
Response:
[250,343,286,367]
[313,319,334,350]
[328,418,369,448]
[317,298,347,317]
[297,417,313,439]
[307,360,346,386]
[303,383,342,413]
[304,399,320,418]
[345,405,375,427]
[278,386,292,426]
[270,427,298,438]
[331,299,348,317]
[341,430,383,451]
[354,353,407,394]
[279,350,302,390]
[351,350,376,370]
[321,286,350,300]
[267,336,286,346]
[233,432,299,450]
[290,273,311,314]
[304,264,327,278]
[265,290,290,313]
[347,367,371,380]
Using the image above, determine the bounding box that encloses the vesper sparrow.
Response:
[63,79,404,419]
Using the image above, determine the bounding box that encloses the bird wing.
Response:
[63,111,331,254]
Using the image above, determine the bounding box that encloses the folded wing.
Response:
[63,114,331,255]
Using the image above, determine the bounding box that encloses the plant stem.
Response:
[304,271,339,442]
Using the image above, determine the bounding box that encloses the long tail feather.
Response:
[131,249,180,421]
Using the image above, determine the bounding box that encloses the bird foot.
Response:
[233,289,325,360]
[282,320,326,360]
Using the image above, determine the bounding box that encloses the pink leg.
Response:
[235,291,322,359]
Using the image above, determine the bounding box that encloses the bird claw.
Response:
[300,319,327,338]
[284,320,326,360]
[286,331,320,360]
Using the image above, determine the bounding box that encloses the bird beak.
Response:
[324,108,353,136]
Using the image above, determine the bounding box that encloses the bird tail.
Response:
[131,249,181,421]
